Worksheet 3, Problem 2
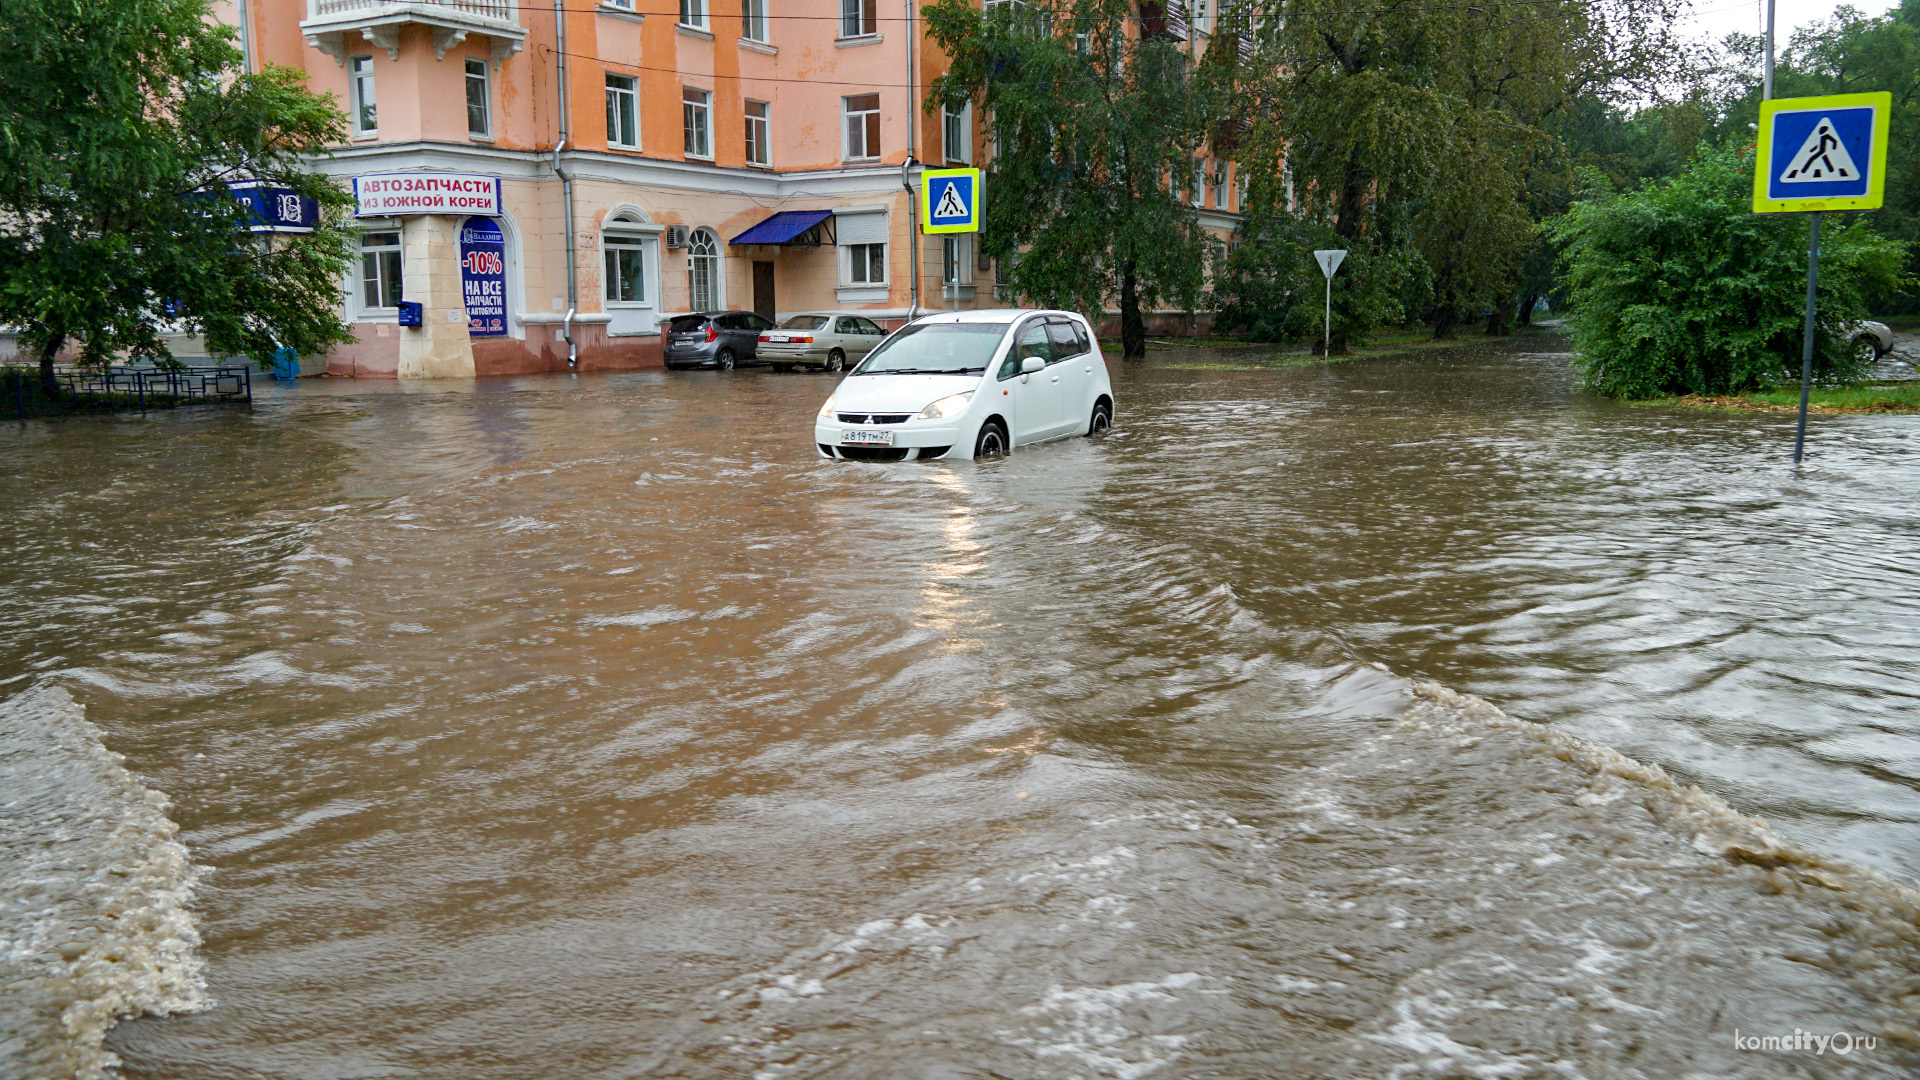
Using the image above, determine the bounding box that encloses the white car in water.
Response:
[813,309,1115,461]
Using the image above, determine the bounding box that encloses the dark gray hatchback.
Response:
[663,311,777,370]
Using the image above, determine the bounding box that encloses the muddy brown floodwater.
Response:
[4,336,1919,1079]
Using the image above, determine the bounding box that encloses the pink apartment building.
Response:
[220,0,1244,377]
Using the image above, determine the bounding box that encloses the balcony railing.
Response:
[302,0,526,65]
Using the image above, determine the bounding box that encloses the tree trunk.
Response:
[1485,298,1512,336]
[1432,307,1457,339]
[1517,291,1540,326]
[37,335,63,393]
[1120,264,1146,360]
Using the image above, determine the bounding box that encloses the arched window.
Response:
[688,227,721,311]
[603,211,650,304]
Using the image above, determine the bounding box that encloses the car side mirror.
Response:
[1021,356,1044,374]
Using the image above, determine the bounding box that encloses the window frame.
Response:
[605,73,640,149]
[687,227,722,311]
[744,99,771,167]
[843,93,881,161]
[349,55,377,136]
[840,0,878,38]
[680,0,708,30]
[844,242,886,286]
[942,101,972,165]
[602,229,651,306]
[682,87,713,159]
[359,229,403,312]
[941,235,974,286]
[742,0,769,42]
[464,58,491,139]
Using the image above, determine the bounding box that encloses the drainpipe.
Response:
[553,0,578,368]
[237,0,255,75]
[903,0,921,321]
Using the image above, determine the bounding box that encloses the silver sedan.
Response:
[757,312,889,373]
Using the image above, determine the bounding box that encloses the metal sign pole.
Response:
[1324,275,1333,356]
[1794,213,1821,463]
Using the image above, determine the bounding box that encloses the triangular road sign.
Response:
[1314,249,1347,278]
[1780,117,1861,183]
[933,181,969,219]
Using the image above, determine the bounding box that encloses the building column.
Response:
[396,215,477,379]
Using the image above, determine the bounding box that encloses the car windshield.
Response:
[667,315,708,333]
[852,322,1008,375]
[780,315,829,330]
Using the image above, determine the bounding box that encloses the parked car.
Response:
[812,309,1114,461]
[663,311,777,370]
[758,312,889,372]
[1850,320,1894,363]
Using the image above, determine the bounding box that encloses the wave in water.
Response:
[0,686,207,1079]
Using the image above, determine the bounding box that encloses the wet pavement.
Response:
[3,335,1918,1078]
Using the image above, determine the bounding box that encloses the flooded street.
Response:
[5,337,1919,1078]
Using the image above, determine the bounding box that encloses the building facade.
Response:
[221,0,1243,377]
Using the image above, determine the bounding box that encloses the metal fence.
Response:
[3,364,253,418]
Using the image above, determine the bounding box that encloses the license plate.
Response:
[841,429,893,446]
[765,335,790,343]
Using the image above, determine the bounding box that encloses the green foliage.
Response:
[922,0,1206,357]
[1207,0,1689,344]
[0,0,355,373]
[1547,146,1907,399]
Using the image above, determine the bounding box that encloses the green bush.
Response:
[1547,146,1907,398]
[1209,216,1421,348]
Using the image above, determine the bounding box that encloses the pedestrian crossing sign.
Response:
[1754,92,1890,213]
[922,168,981,233]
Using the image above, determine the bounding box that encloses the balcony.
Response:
[302,0,526,67]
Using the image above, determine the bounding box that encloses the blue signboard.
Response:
[230,181,319,234]
[459,216,507,338]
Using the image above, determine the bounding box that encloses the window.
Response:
[1211,160,1227,209]
[1192,161,1206,207]
[683,88,712,158]
[1001,319,1054,378]
[606,74,638,148]
[464,58,490,137]
[847,243,885,284]
[1046,317,1086,360]
[742,0,769,42]
[840,0,877,37]
[350,56,376,135]
[680,0,707,29]
[604,235,648,303]
[844,93,880,160]
[943,102,971,165]
[744,100,770,166]
[360,230,402,309]
[603,0,633,7]
[941,235,972,285]
[688,227,720,310]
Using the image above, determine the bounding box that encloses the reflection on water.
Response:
[2,339,1917,1079]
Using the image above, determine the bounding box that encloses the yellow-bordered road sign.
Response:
[1754,92,1890,213]
[921,168,981,233]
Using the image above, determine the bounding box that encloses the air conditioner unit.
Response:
[665,225,690,249]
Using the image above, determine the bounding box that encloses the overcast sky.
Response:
[1679,0,1899,47]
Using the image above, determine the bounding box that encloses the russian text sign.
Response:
[355,173,502,216]
[1754,92,1890,213]
[922,168,981,233]
[459,217,508,338]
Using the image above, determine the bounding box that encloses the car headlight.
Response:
[917,391,973,420]
[817,395,836,419]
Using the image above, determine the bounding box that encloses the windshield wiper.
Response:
[859,367,984,376]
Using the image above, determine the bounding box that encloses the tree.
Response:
[1211,0,1689,345]
[923,0,1207,358]
[1547,146,1906,399]
[0,0,356,386]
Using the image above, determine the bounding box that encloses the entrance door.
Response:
[751,261,775,321]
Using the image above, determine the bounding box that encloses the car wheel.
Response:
[1850,335,1879,366]
[716,349,736,371]
[1089,399,1112,436]
[825,349,846,373]
[973,419,1009,459]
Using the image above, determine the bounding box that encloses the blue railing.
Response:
[3,364,253,417]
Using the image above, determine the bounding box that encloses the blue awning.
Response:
[730,209,834,246]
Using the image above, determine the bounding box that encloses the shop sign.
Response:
[460,216,507,338]
[354,173,502,216]
[230,181,318,233]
